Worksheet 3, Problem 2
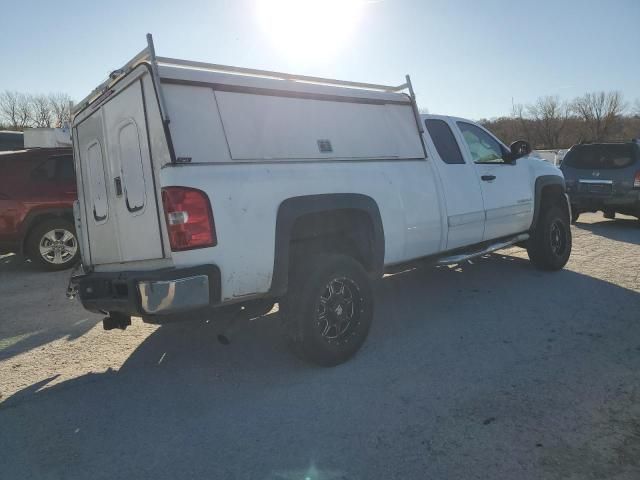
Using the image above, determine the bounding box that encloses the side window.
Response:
[425,119,465,164]
[87,141,108,223]
[118,121,146,214]
[457,122,505,164]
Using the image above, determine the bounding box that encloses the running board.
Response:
[436,233,529,266]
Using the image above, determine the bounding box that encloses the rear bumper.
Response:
[568,191,640,212]
[71,264,221,322]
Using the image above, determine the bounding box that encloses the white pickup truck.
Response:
[70,35,571,366]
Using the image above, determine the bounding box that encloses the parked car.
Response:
[69,35,571,366]
[561,141,640,223]
[0,147,79,270]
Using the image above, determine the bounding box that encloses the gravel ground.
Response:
[0,212,639,480]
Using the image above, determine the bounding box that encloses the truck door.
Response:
[424,117,485,249]
[455,121,533,241]
[75,79,164,265]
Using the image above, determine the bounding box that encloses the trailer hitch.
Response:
[66,263,86,300]
[103,312,132,331]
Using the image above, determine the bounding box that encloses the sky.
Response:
[1,0,639,120]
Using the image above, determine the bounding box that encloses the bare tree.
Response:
[16,93,33,130]
[0,91,22,130]
[30,94,53,128]
[572,91,626,141]
[633,99,640,117]
[527,96,571,149]
[0,90,74,130]
[510,103,532,143]
[49,92,72,127]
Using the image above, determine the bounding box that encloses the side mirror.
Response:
[509,140,532,161]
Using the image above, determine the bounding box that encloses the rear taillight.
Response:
[161,187,216,251]
[634,171,640,188]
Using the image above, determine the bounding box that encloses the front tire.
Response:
[282,254,374,367]
[27,218,79,271]
[527,206,572,271]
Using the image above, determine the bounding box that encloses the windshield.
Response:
[562,144,636,169]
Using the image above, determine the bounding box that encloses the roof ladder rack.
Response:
[154,56,409,93]
[146,34,170,123]
[72,33,424,139]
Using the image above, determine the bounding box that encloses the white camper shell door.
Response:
[76,80,163,265]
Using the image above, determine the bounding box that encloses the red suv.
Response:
[0,147,79,270]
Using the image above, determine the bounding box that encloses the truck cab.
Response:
[421,114,563,249]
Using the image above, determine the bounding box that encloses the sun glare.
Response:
[256,0,365,64]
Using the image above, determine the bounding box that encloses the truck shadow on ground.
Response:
[0,254,100,362]
[2,252,640,479]
[575,217,640,244]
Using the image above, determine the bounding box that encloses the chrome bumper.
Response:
[71,264,221,321]
[138,275,210,314]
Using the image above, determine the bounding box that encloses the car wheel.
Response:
[527,205,572,271]
[281,254,373,367]
[27,218,79,271]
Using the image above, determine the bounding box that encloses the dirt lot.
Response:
[1,212,639,479]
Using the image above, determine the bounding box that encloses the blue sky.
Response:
[1,0,638,119]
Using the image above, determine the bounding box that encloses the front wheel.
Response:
[27,218,80,271]
[281,254,374,367]
[527,206,572,271]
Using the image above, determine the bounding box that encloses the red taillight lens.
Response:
[634,171,640,188]
[161,187,216,251]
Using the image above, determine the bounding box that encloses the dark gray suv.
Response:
[561,141,640,223]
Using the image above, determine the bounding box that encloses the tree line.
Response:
[479,91,640,150]
[0,90,72,130]
[2,87,639,150]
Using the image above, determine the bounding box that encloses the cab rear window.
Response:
[562,144,636,169]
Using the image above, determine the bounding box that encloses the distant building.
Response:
[24,127,71,148]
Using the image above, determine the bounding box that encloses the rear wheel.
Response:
[27,218,79,271]
[281,254,373,367]
[527,205,572,271]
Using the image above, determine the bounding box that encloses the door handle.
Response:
[114,176,123,196]
[481,175,496,181]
